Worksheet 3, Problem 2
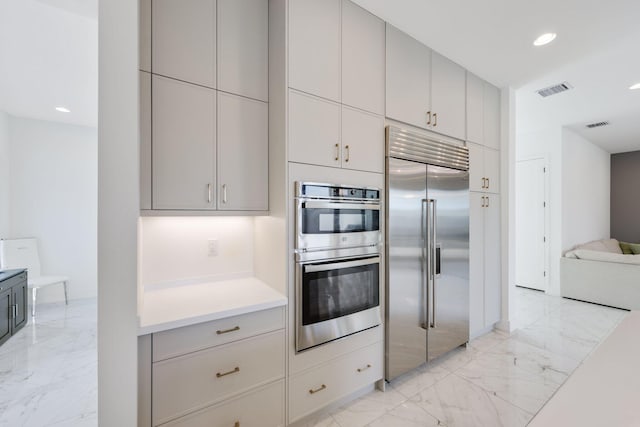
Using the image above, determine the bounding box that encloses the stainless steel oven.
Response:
[296,253,381,352]
[294,182,382,352]
[295,182,381,256]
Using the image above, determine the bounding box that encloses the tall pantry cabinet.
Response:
[139,0,269,213]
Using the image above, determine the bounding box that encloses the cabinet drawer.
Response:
[161,380,284,427]
[153,330,285,425]
[289,341,383,422]
[153,307,284,362]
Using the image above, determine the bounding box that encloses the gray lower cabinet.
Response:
[0,269,28,347]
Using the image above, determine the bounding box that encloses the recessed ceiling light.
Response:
[533,33,557,47]
[630,83,640,90]
[55,106,70,113]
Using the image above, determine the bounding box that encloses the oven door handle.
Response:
[300,201,380,211]
[303,256,380,273]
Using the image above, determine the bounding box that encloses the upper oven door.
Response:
[296,200,381,251]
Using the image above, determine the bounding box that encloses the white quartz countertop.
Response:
[529,311,639,426]
[138,277,287,335]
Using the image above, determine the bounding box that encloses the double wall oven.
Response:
[295,182,382,352]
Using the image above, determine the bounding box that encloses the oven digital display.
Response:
[303,208,379,234]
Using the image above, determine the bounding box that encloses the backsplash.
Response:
[139,216,254,289]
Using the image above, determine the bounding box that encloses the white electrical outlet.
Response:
[207,239,219,257]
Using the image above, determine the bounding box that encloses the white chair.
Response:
[0,238,69,316]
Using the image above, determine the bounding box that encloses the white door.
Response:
[342,0,385,115]
[288,90,341,168]
[217,92,268,211]
[516,159,547,291]
[341,106,384,173]
[430,52,466,140]
[483,193,501,327]
[288,0,341,101]
[152,0,216,88]
[385,23,431,130]
[217,0,268,102]
[152,75,216,210]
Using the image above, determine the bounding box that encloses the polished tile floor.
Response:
[0,299,96,427]
[0,289,626,426]
[305,287,627,427]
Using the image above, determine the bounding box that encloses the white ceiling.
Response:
[354,0,640,153]
[0,0,97,128]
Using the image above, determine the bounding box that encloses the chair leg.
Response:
[63,281,68,305]
[32,288,37,317]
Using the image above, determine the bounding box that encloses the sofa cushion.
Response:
[620,242,640,255]
[572,249,640,265]
[575,239,622,254]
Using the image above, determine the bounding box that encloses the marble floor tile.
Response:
[331,387,407,427]
[410,373,533,427]
[388,362,450,399]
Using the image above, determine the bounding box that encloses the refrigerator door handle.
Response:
[430,199,437,328]
[421,199,429,330]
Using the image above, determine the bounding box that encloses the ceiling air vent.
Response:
[536,82,573,98]
[585,121,610,129]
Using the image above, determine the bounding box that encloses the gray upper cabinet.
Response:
[152,0,217,88]
[385,24,431,130]
[152,75,216,210]
[217,92,268,211]
[140,71,152,210]
[217,0,268,102]
[139,0,151,72]
[483,82,501,150]
[289,0,341,102]
[341,0,385,115]
[466,72,484,145]
[430,52,466,141]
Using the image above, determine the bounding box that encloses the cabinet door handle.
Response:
[486,178,490,189]
[345,145,350,163]
[207,183,212,203]
[426,111,432,125]
[335,143,340,161]
[357,364,372,372]
[433,113,438,127]
[481,196,486,208]
[486,196,490,208]
[216,367,240,378]
[216,326,240,335]
[222,184,228,204]
[309,384,326,394]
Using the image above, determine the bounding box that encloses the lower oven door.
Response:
[296,255,381,352]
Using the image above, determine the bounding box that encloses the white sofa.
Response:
[561,238,640,310]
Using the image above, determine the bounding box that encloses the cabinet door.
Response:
[385,24,431,129]
[341,106,384,173]
[140,71,152,210]
[289,90,341,168]
[289,0,341,101]
[152,0,216,88]
[342,0,385,115]
[0,288,11,346]
[217,0,268,102]
[483,194,501,327]
[483,83,501,150]
[469,193,485,338]
[484,148,500,194]
[217,92,268,211]
[466,73,484,145]
[139,0,151,72]
[152,76,216,210]
[430,52,466,140]
[467,142,485,193]
[11,282,27,332]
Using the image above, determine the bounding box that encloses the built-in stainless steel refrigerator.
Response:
[385,125,470,381]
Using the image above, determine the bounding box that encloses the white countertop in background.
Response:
[138,277,287,335]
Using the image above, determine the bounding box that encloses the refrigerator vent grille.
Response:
[386,126,469,170]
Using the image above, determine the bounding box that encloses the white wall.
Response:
[516,127,563,294]
[0,111,9,238]
[139,217,254,288]
[8,117,97,302]
[561,128,610,251]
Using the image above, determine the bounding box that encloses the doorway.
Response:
[516,158,548,291]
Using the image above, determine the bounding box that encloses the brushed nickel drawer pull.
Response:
[433,112,438,127]
[309,384,326,394]
[216,326,240,335]
[427,111,432,125]
[357,364,372,372]
[216,367,240,378]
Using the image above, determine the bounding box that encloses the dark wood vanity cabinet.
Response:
[0,269,28,346]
